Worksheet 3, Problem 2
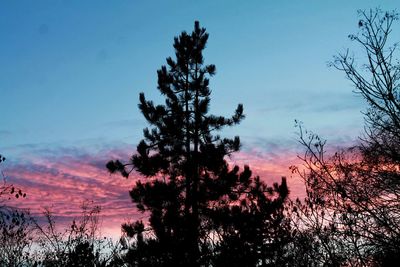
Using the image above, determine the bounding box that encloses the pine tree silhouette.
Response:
[108,21,290,266]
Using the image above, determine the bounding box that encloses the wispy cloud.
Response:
[1,137,354,236]
[232,138,306,199]
[0,130,12,138]
[256,89,365,115]
[2,143,140,236]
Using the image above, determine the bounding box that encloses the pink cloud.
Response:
[2,142,307,238]
[231,145,306,199]
[2,146,140,237]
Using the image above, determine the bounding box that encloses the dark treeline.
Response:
[1,8,400,267]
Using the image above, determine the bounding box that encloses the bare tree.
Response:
[292,9,400,266]
[332,9,400,164]
[33,201,123,266]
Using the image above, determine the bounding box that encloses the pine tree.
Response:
[107,21,244,266]
[107,21,290,266]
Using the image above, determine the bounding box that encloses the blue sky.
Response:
[2,0,399,154]
[1,0,400,237]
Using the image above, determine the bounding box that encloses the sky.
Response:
[1,0,399,237]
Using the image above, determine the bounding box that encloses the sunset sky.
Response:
[1,0,398,237]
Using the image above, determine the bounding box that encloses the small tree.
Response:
[0,209,35,267]
[0,155,34,267]
[34,202,120,267]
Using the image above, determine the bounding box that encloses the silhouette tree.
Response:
[292,9,400,266]
[34,202,121,266]
[108,21,290,266]
[0,155,26,205]
[210,171,291,267]
[333,9,400,163]
[0,209,35,267]
[107,21,244,266]
[0,155,34,267]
